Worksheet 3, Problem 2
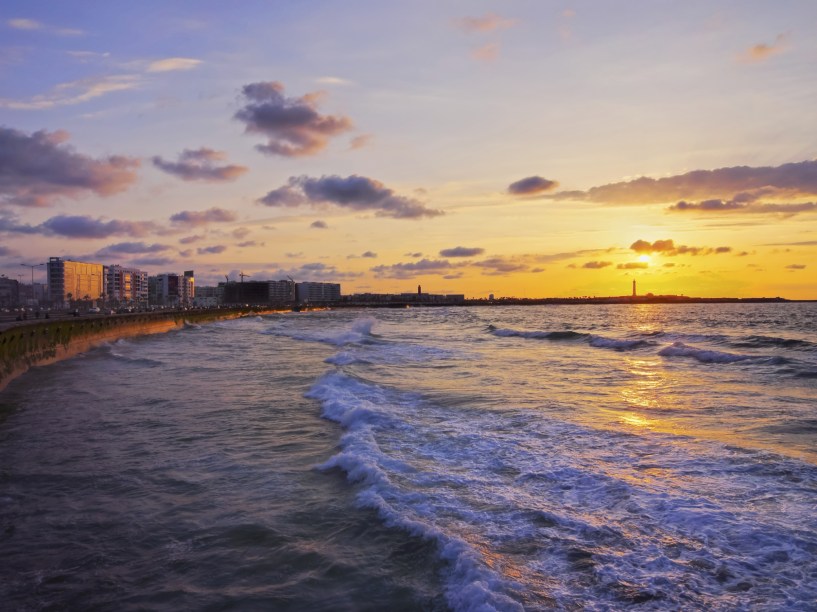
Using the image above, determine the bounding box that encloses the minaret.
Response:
[632,280,636,297]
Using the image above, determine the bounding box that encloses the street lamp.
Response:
[20,263,45,305]
[20,262,44,287]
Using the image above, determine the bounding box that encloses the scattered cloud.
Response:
[197,245,227,255]
[96,241,172,257]
[236,240,261,248]
[582,261,613,269]
[311,220,328,229]
[456,13,517,33]
[472,256,531,275]
[147,57,202,72]
[669,199,816,217]
[130,256,176,267]
[371,258,455,279]
[152,148,248,182]
[630,239,732,256]
[179,235,203,244]
[551,160,817,205]
[348,251,378,259]
[740,33,790,63]
[405,252,423,258]
[169,207,238,226]
[235,81,353,157]
[39,215,158,238]
[0,75,140,110]
[0,127,139,207]
[439,246,484,257]
[258,175,444,219]
[508,176,559,196]
[231,227,250,239]
[618,262,648,269]
[786,264,806,270]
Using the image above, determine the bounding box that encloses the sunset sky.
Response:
[1,1,815,298]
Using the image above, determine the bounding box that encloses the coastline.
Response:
[0,307,283,393]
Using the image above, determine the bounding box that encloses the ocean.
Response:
[1,304,816,610]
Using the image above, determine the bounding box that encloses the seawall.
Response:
[0,308,279,392]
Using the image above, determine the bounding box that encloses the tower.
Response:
[418,284,422,296]
[632,280,636,297]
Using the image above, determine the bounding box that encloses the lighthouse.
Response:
[632,280,636,297]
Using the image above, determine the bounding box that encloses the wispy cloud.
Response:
[739,33,790,63]
[472,42,501,62]
[146,57,202,72]
[7,18,84,36]
[456,13,517,33]
[0,74,140,110]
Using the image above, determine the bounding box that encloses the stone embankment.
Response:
[0,308,279,392]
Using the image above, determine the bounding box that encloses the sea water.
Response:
[1,304,816,610]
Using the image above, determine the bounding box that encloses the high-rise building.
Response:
[47,257,104,306]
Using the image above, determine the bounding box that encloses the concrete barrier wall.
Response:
[0,308,279,392]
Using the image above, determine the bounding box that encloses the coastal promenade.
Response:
[0,307,280,392]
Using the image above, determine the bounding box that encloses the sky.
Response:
[1,0,815,299]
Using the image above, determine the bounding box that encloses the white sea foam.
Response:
[658,341,768,364]
[305,353,817,610]
[588,335,652,350]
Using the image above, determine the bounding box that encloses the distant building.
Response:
[193,285,220,307]
[106,265,148,306]
[296,281,341,304]
[47,257,104,306]
[0,277,19,308]
[221,279,298,305]
[151,271,195,306]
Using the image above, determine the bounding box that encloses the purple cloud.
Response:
[40,215,158,238]
[0,126,138,207]
[152,148,248,182]
[96,241,172,256]
[170,207,238,226]
[311,220,328,229]
[371,258,454,279]
[582,261,613,269]
[440,246,485,258]
[235,81,352,157]
[508,176,558,196]
[552,160,817,205]
[197,245,227,255]
[259,175,443,219]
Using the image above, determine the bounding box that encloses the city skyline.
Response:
[1,1,816,299]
